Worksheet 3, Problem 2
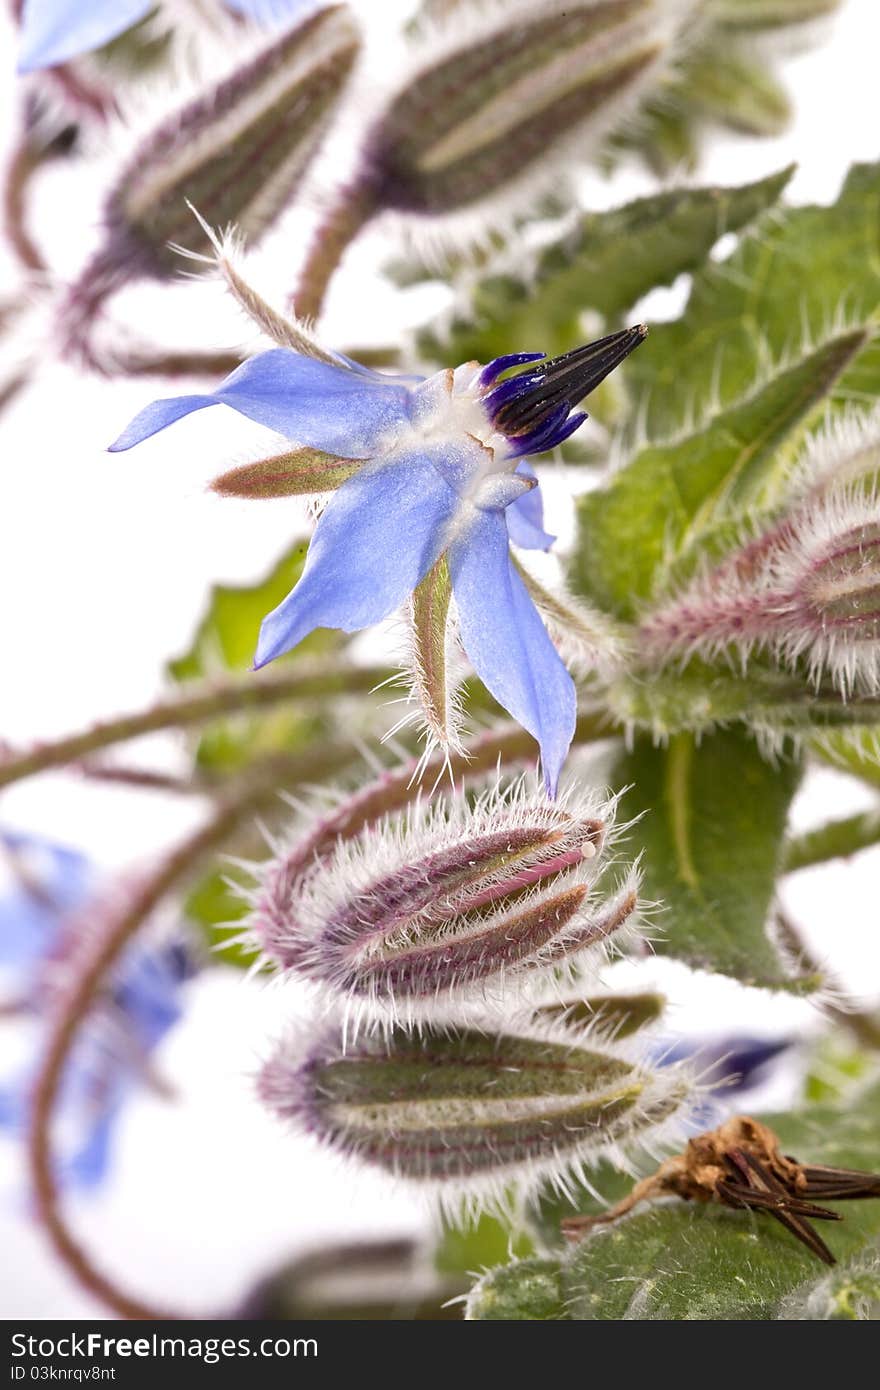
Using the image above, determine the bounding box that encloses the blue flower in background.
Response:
[17,0,315,74]
[0,832,195,1189]
[111,329,645,793]
[659,1034,793,1130]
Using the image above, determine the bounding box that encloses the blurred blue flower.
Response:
[0,832,196,1189]
[17,0,315,74]
[659,1034,793,1129]
[111,330,644,793]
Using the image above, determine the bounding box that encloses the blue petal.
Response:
[505,461,555,551]
[255,454,459,666]
[109,350,415,459]
[449,509,575,795]
[225,0,314,20]
[66,1106,117,1190]
[0,834,92,968]
[18,0,152,72]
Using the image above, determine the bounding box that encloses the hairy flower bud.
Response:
[249,779,641,1023]
[638,406,880,697]
[65,5,359,338]
[259,1020,692,1195]
[363,0,690,214]
[641,486,880,695]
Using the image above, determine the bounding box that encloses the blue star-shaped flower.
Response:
[17,0,314,73]
[111,329,645,793]
[0,832,195,1189]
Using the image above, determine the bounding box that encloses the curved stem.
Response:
[782,807,880,874]
[291,179,378,322]
[26,707,613,1316]
[109,348,246,379]
[27,765,311,1319]
[0,663,392,793]
[4,139,45,273]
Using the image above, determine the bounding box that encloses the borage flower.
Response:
[111,327,646,793]
[17,0,314,73]
[0,831,196,1189]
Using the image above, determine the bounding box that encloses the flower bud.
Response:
[79,7,359,291]
[259,1020,692,1191]
[250,779,641,1021]
[640,483,880,696]
[363,0,690,214]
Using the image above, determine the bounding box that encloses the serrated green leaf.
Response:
[573,328,867,619]
[628,161,880,440]
[416,169,793,369]
[609,726,802,986]
[562,1084,880,1320]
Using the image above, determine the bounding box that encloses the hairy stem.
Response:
[27,764,314,1319]
[291,179,378,322]
[0,663,392,793]
[109,348,246,379]
[4,138,46,273]
[782,808,880,873]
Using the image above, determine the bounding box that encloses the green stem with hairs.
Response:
[0,663,392,793]
[291,179,378,322]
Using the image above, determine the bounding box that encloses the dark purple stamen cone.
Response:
[489,325,647,441]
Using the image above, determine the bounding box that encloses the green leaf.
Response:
[169,540,330,682]
[628,161,880,440]
[608,726,802,987]
[778,1251,880,1321]
[709,0,844,31]
[471,1081,880,1320]
[680,43,791,136]
[466,1258,566,1321]
[168,541,345,773]
[415,169,793,369]
[573,328,868,619]
[810,729,880,792]
[435,1212,534,1279]
[184,860,257,969]
[562,1084,880,1320]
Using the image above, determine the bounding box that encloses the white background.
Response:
[1,0,879,1318]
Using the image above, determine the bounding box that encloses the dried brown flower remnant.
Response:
[562,1115,880,1265]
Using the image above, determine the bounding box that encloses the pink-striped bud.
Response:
[249,780,641,1022]
[259,1019,692,1196]
[66,4,359,334]
[362,0,690,215]
[640,452,880,697]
